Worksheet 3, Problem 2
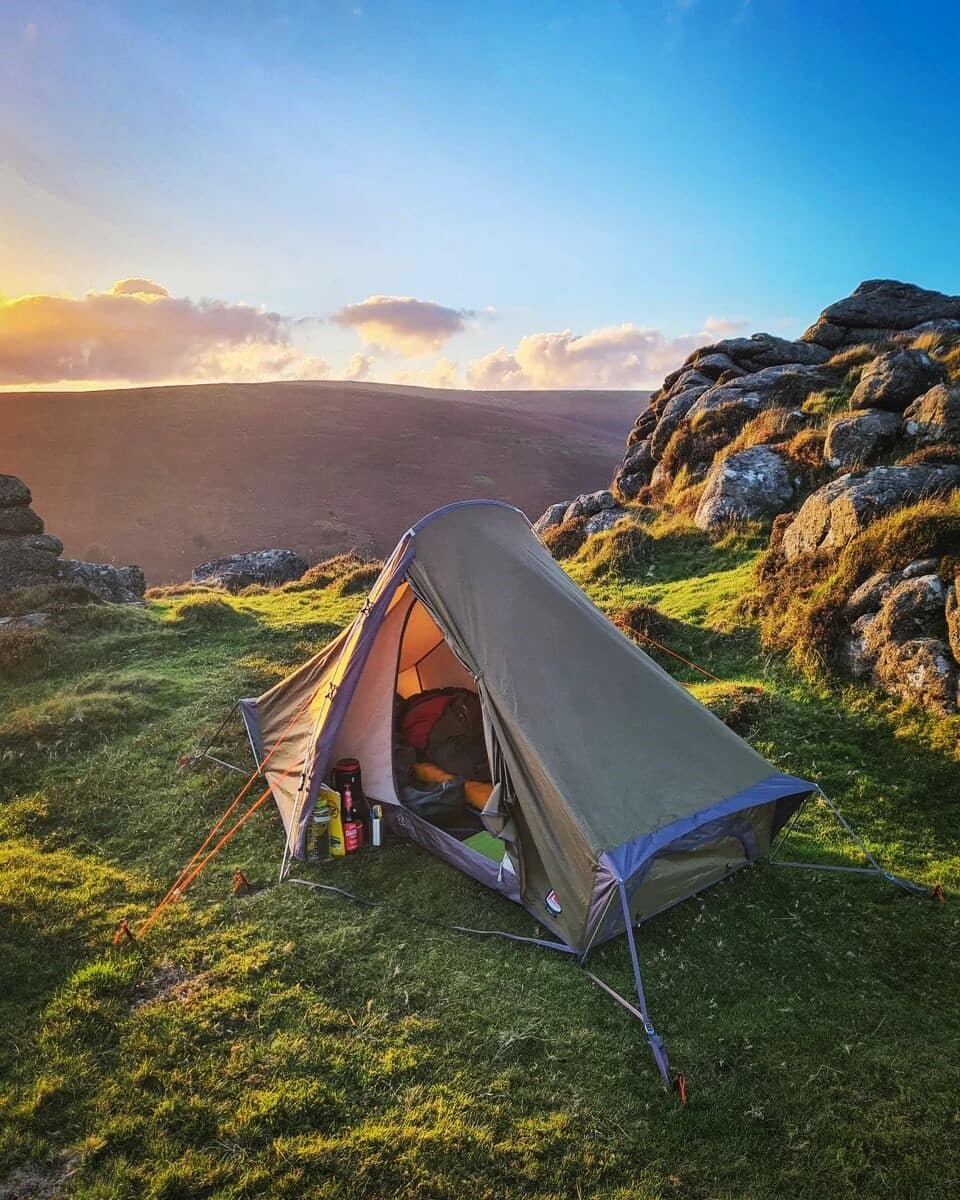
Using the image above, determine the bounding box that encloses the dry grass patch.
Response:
[576,521,652,580]
[827,342,891,370]
[542,518,587,560]
[0,583,101,618]
[281,553,366,593]
[334,561,384,596]
[0,625,60,681]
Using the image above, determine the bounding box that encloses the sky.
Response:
[2,0,960,391]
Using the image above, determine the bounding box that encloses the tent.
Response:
[236,500,817,1083]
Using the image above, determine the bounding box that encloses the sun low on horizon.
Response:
[3,0,960,394]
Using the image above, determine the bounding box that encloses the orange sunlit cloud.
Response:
[0,278,327,389]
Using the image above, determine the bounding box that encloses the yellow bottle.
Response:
[322,783,346,858]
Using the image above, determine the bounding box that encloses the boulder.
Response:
[686,364,838,427]
[613,439,654,498]
[800,318,849,350]
[694,446,795,530]
[0,537,60,589]
[816,280,960,332]
[781,464,960,559]
[690,352,742,380]
[865,575,947,648]
[563,490,617,522]
[192,549,308,593]
[840,613,879,679]
[533,502,569,535]
[850,350,944,412]
[628,407,658,443]
[903,383,960,446]
[649,381,713,459]
[0,475,31,507]
[700,333,831,369]
[901,558,941,579]
[843,571,895,620]
[0,506,44,536]
[873,638,958,714]
[583,507,629,535]
[59,561,146,604]
[824,408,901,469]
[17,533,64,556]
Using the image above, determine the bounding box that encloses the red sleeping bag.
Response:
[401,692,457,753]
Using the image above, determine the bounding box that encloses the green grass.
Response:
[1,538,958,1199]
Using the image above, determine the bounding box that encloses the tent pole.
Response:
[768,790,934,900]
[617,880,672,1088]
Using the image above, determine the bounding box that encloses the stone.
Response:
[0,611,50,630]
[816,279,960,332]
[866,575,946,648]
[686,364,838,427]
[583,507,628,535]
[840,613,878,679]
[901,558,940,579]
[824,408,901,469]
[0,506,44,536]
[0,537,60,588]
[649,382,713,459]
[59,560,147,603]
[613,439,655,499]
[850,350,944,412]
[563,490,617,522]
[800,318,848,350]
[694,446,795,530]
[873,638,957,714]
[946,584,960,662]
[0,475,31,507]
[843,572,895,620]
[781,464,960,559]
[18,533,64,556]
[533,502,569,535]
[690,352,742,380]
[192,548,308,592]
[902,383,960,446]
[700,332,831,369]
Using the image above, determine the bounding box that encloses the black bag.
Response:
[400,780,482,833]
[424,690,490,782]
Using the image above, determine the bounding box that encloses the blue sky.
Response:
[2,0,959,388]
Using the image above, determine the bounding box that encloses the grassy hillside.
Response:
[1,521,958,1199]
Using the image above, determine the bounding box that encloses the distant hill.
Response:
[1,380,643,583]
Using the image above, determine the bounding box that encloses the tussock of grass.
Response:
[940,342,960,379]
[694,681,772,736]
[334,561,384,596]
[0,583,101,618]
[0,625,60,681]
[909,330,959,356]
[168,594,248,627]
[0,688,157,765]
[897,442,960,466]
[144,582,222,599]
[575,521,652,579]
[281,553,366,592]
[542,518,587,559]
[827,342,890,370]
[714,406,798,462]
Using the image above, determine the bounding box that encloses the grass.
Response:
[1,527,958,1199]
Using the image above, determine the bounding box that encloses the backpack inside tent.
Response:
[238,500,815,959]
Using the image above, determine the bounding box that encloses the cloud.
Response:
[0,278,327,387]
[332,294,471,356]
[425,358,460,388]
[344,352,373,381]
[465,318,748,390]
